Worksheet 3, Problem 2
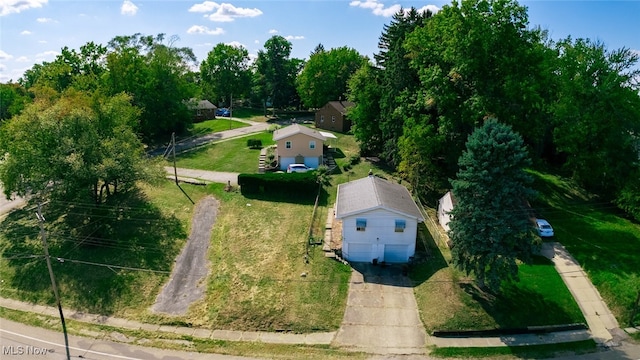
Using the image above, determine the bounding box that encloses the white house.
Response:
[437,191,456,232]
[335,176,424,263]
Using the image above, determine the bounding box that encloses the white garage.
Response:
[335,175,424,263]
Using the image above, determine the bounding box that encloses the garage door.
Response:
[346,243,373,262]
[384,244,408,263]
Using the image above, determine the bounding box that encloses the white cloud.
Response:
[190,1,262,22]
[226,41,246,49]
[187,25,225,35]
[268,29,278,34]
[0,50,14,60]
[0,63,6,71]
[16,56,29,62]
[21,30,32,35]
[38,40,47,44]
[285,35,304,41]
[35,50,59,59]
[37,17,54,23]
[121,0,138,16]
[254,39,259,44]
[0,0,47,17]
[414,5,440,15]
[351,0,437,17]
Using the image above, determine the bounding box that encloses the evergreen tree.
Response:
[449,119,536,291]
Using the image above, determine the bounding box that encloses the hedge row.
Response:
[238,172,317,194]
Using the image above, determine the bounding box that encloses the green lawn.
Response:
[191,118,250,135]
[527,169,640,327]
[174,132,275,173]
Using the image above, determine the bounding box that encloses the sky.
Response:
[0,0,639,83]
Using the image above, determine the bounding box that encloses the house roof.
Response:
[325,101,355,115]
[335,176,424,221]
[187,99,217,110]
[273,124,326,141]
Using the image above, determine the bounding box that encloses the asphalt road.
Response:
[0,185,25,217]
[0,318,260,360]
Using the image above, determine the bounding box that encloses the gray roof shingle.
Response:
[273,123,326,141]
[335,176,424,221]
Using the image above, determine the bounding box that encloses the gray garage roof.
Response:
[335,176,424,221]
[273,124,326,141]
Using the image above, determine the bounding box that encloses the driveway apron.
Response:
[333,263,428,354]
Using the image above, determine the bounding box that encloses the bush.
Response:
[247,139,263,149]
[238,171,318,194]
[349,154,361,166]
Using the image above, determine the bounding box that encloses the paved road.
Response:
[0,185,25,217]
[0,318,260,360]
[152,196,218,315]
[150,119,270,156]
[165,167,240,186]
[333,263,429,355]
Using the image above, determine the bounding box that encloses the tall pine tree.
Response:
[449,119,536,291]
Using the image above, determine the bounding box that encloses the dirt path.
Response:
[152,196,218,315]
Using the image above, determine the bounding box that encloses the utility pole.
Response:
[172,132,178,186]
[36,203,71,360]
[229,93,233,129]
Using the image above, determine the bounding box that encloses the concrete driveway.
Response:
[333,263,429,355]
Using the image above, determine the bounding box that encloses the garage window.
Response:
[395,219,406,232]
[356,218,367,231]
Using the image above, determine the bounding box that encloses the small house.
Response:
[335,175,424,263]
[187,99,217,122]
[272,124,326,171]
[437,191,456,232]
[315,101,355,133]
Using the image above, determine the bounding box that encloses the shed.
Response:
[187,99,217,122]
[335,176,424,263]
[315,101,355,133]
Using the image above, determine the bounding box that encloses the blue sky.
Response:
[1,0,639,83]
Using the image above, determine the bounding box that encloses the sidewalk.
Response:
[0,297,334,346]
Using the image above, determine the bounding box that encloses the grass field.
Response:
[191,118,250,135]
[174,132,275,173]
[527,169,640,327]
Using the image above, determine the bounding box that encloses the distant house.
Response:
[272,124,326,171]
[437,191,456,232]
[335,175,424,263]
[315,101,355,133]
[187,99,217,122]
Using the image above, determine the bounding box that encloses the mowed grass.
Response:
[174,132,275,173]
[180,183,351,332]
[0,181,211,319]
[527,169,640,327]
[191,118,250,135]
[411,209,584,332]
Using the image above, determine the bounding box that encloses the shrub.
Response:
[349,154,361,166]
[247,139,263,149]
[238,171,318,194]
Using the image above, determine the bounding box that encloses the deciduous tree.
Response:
[200,43,251,107]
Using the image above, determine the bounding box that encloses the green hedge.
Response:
[247,139,263,149]
[238,172,317,194]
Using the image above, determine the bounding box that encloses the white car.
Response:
[535,219,554,237]
[287,164,312,173]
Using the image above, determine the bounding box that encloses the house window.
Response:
[309,141,316,149]
[356,218,367,231]
[331,115,336,122]
[320,115,324,123]
[285,141,292,149]
[395,219,406,232]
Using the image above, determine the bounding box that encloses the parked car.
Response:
[216,108,230,117]
[287,164,312,173]
[535,219,554,237]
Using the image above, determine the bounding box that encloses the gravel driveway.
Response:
[152,196,218,315]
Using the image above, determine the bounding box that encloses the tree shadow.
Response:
[0,189,188,315]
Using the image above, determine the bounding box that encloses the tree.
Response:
[551,37,640,195]
[200,43,251,107]
[0,82,31,121]
[347,62,383,154]
[296,46,366,108]
[0,91,162,205]
[253,35,301,109]
[449,119,536,291]
[104,33,198,141]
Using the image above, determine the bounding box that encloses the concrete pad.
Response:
[241,331,261,341]
[303,332,335,345]
[174,327,195,336]
[211,329,242,341]
[343,307,423,326]
[192,328,213,339]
